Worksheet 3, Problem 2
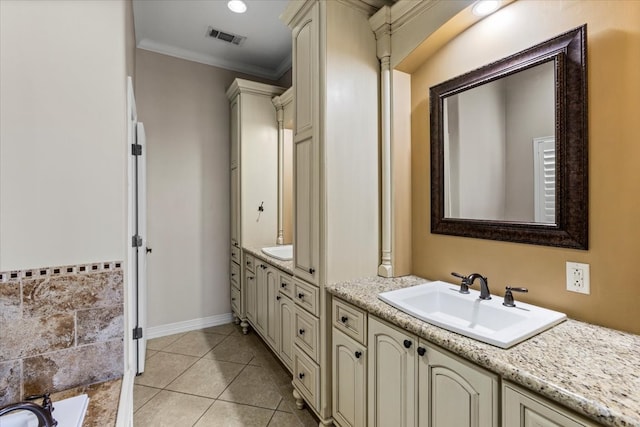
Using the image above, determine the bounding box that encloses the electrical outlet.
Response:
[566,262,590,294]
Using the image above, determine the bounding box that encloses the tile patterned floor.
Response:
[133,323,319,427]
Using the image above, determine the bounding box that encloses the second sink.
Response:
[378,281,566,348]
[261,244,293,261]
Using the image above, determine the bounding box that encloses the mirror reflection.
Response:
[443,61,555,224]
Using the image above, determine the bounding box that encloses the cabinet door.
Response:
[368,317,417,427]
[292,2,317,138]
[265,266,279,349]
[293,135,319,285]
[255,263,268,335]
[418,342,498,427]
[333,329,366,427]
[230,166,239,247]
[230,98,239,168]
[503,382,596,427]
[245,267,256,323]
[278,294,294,370]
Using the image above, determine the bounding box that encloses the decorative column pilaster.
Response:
[272,97,285,245]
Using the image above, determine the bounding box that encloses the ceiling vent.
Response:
[206,27,247,46]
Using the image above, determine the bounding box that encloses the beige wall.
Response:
[411,0,640,334]
[135,50,281,328]
[0,0,129,270]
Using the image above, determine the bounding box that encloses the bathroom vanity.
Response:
[327,276,640,427]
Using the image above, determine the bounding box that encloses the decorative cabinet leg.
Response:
[233,314,241,325]
[292,387,305,410]
[240,320,250,335]
[318,419,333,426]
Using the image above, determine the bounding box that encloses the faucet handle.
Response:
[450,272,471,294]
[26,393,54,412]
[503,286,528,307]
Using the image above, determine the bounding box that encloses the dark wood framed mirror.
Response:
[430,25,588,249]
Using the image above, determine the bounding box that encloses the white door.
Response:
[131,122,148,375]
[533,137,556,223]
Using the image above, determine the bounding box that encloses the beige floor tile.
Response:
[201,322,239,336]
[134,351,199,388]
[133,384,160,412]
[133,390,213,427]
[194,400,274,427]
[145,349,158,360]
[165,358,245,398]
[204,334,264,364]
[146,333,185,350]
[268,411,304,426]
[162,331,226,357]
[276,399,293,413]
[219,365,283,409]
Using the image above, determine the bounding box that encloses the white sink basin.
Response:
[261,245,293,261]
[0,394,89,427]
[378,281,566,348]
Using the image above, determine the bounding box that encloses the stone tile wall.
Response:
[0,261,124,406]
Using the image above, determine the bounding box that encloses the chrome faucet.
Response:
[467,273,491,300]
[0,394,58,427]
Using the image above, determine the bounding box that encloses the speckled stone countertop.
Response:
[326,276,640,427]
[51,378,121,426]
[243,246,294,275]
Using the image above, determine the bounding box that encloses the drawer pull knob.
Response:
[355,351,362,359]
[340,316,348,323]
[403,339,412,349]
[298,293,305,299]
[246,261,251,265]
[276,295,281,301]
[281,282,287,288]
[298,372,305,379]
[248,276,254,280]
[309,268,315,274]
[299,328,305,335]
[417,347,426,356]
[231,298,236,301]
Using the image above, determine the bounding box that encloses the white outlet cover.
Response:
[566,261,590,294]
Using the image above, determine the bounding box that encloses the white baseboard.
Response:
[146,313,234,339]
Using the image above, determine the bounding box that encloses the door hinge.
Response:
[131,143,142,156]
[132,235,143,247]
[133,327,143,340]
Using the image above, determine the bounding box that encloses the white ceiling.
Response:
[133,0,293,81]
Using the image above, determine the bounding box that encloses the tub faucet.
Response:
[0,394,58,427]
[467,273,491,300]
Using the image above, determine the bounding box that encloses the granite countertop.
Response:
[243,246,294,275]
[326,276,640,427]
[51,378,121,426]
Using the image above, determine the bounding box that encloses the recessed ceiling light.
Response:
[472,0,500,16]
[228,0,247,14]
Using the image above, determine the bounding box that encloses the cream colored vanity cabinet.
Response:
[244,267,256,324]
[277,289,295,370]
[264,264,280,349]
[226,79,285,332]
[503,382,598,427]
[368,316,418,427]
[282,1,380,422]
[368,316,499,427]
[332,299,368,427]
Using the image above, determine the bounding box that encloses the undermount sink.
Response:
[378,281,566,348]
[261,244,293,261]
[1,394,89,427]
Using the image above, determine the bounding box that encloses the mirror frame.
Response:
[430,25,588,249]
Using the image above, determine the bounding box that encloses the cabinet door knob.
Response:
[276,295,281,301]
[355,351,362,359]
[417,347,426,356]
[231,297,236,301]
[281,282,287,288]
[299,328,305,335]
[246,261,250,265]
[403,339,412,349]
[309,268,315,274]
[298,372,305,379]
[340,316,348,323]
[298,293,305,299]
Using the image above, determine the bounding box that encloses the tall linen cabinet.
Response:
[281,1,380,424]
[227,79,285,333]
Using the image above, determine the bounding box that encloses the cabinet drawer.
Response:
[279,271,294,299]
[231,245,240,263]
[245,253,255,273]
[294,307,320,362]
[230,261,240,287]
[231,285,240,313]
[293,347,320,411]
[333,298,367,345]
[293,278,319,316]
